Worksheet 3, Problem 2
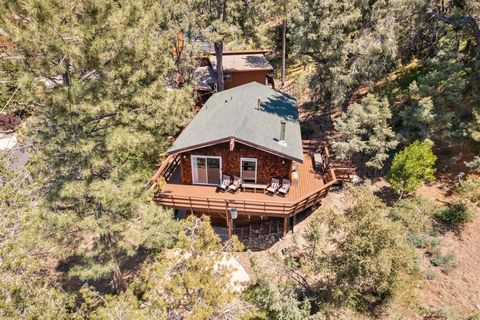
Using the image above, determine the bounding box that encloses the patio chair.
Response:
[277,179,291,197]
[228,176,242,193]
[265,178,280,195]
[313,153,325,172]
[218,175,232,192]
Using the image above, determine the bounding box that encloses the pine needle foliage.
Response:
[0,150,73,319]
[92,216,250,320]
[332,93,398,170]
[1,0,193,291]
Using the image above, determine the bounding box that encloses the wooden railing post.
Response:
[315,190,322,204]
[303,195,310,210]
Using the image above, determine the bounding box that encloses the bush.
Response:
[389,197,438,241]
[435,201,472,225]
[388,140,437,198]
[457,175,480,204]
[425,270,437,280]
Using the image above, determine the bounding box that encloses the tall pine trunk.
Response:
[214,0,226,92]
[214,41,224,91]
[281,18,286,87]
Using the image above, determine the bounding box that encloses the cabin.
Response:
[152,82,337,249]
[192,51,274,106]
[209,51,274,90]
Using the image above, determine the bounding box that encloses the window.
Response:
[240,158,257,183]
[223,73,232,82]
[191,156,222,185]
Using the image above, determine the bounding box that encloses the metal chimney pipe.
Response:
[280,121,286,143]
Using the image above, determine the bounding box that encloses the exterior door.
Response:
[191,156,221,185]
[241,158,257,183]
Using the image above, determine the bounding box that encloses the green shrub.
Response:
[388,140,437,198]
[457,175,480,203]
[435,201,472,225]
[430,252,455,272]
[425,270,437,280]
[389,197,438,245]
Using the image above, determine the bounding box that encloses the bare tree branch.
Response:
[429,10,480,47]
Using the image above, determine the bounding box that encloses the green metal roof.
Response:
[168,82,304,162]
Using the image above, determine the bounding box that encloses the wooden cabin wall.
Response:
[224,70,268,90]
[179,142,291,185]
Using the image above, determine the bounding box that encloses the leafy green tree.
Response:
[92,216,251,319]
[332,94,398,170]
[247,186,416,316]
[388,140,437,198]
[1,0,191,291]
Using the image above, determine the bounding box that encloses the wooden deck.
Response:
[155,154,337,218]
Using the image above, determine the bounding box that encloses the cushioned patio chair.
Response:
[228,176,242,193]
[265,178,280,195]
[218,175,232,192]
[277,179,291,197]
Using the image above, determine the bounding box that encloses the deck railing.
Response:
[155,167,337,217]
[148,154,181,188]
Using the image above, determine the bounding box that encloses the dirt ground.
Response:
[414,182,480,318]
[235,178,480,319]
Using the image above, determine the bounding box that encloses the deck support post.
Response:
[227,214,232,240]
[282,216,288,238]
[292,214,296,233]
[226,202,232,240]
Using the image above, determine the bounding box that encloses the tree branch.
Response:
[429,10,480,47]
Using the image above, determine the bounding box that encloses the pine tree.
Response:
[192,0,239,91]
[388,140,437,198]
[415,33,468,141]
[332,94,398,171]
[395,81,435,144]
[291,0,408,107]
[258,185,415,314]
[306,186,414,311]
[92,216,250,319]
[0,150,73,318]
[1,0,192,291]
